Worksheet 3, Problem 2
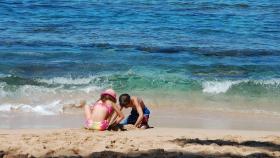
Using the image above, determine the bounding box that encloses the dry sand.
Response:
[1,126,280,158]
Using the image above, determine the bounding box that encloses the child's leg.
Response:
[120,109,139,125]
[142,106,150,127]
[84,105,92,120]
[84,105,94,128]
[120,114,138,125]
[120,117,129,125]
[139,115,149,129]
[142,115,149,125]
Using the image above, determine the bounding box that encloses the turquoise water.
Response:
[0,1,280,115]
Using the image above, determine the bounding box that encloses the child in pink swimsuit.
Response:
[83,89,124,131]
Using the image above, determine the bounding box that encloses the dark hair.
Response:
[101,94,116,103]
[119,94,131,107]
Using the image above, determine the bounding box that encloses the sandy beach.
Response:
[1,127,280,158]
[1,106,280,158]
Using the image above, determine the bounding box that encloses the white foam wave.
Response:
[1,83,100,98]
[80,85,102,94]
[0,82,8,97]
[202,80,243,94]
[0,73,11,78]
[254,79,280,86]
[202,79,280,94]
[38,76,97,85]
[21,85,57,94]
[0,101,62,115]
[0,83,102,115]
[0,104,12,112]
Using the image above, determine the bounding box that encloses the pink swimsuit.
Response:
[92,101,113,115]
[85,101,113,131]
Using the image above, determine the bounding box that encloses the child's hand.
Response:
[135,119,143,128]
[79,100,86,107]
[134,124,141,128]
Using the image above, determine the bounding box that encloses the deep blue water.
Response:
[0,0,280,114]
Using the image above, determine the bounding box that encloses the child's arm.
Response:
[108,104,122,126]
[82,100,94,121]
[133,99,144,128]
[110,103,125,127]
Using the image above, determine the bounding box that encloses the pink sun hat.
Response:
[101,89,117,101]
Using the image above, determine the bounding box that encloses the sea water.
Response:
[0,1,280,115]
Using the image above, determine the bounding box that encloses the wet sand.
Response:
[1,108,280,131]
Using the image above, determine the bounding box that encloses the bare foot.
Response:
[140,123,150,129]
[140,125,148,129]
[77,100,86,108]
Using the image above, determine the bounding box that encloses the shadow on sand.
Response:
[171,138,280,152]
[0,149,274,158]
[88,149,274,158]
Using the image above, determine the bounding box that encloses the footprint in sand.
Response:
[126,145,139,152]
[22,136,32,141]
[30,134,39,137]
[105,140,117,149]
[84,136,91,141]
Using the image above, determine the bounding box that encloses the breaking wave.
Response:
[202,79,280,94]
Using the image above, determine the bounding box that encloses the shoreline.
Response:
[1,127,280,157]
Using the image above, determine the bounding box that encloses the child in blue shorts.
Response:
[119,94,150,129]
